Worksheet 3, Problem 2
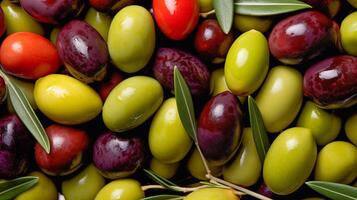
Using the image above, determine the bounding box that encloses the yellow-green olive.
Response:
[256,66,303,133]
[84,8,112,41]
[150,157,179,179]
[50,27,59,45]
[103,76,163,132]
[95,179,144,200]
[347,0,357,9]
[187,148,222,180]
[345,113,357,146]
[341,11,357,56]
[225,30,269,96]
[223,128,262,187]
[314,141,357,184]
[297,101,341,146]
[184,188,239,200]
[199,0,213,12]
[263,127,317,195]
[233,15,273,33]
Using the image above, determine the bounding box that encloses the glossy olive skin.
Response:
[198,91,243,166]
[341,12,357,56]
[35,124,89,176]
[304,55,357,109]
[93,132,144,179]
[297,101,341,146]
[108,5,155,73]
[150,158,179,179]
[225,30,269,96]
[184,188,239,200]
[34,74,103,125]
[0,7,5,37]
[149,98,192,164]
[301,0,341,17]
[263,127,317,195]
[97,70,123,101]
[269,11,339,65]
[199,0,213,12]
[345,113,357,146]
[90,0,135,12]
[62,164,105,200]
[153,48,210,96]
[0,114,33,178]
[57,20,108,83]
[223,128,262,187]
[315,141,357,184]
[103,76,163,132]
[1,0,44,35]
[95,179,144,200]
[7,76,37,112]
[15,171,57,200]
[256,66,303,133]
[233,15,272,33]
[187,148,222,180]
[0,76,6,104]
[84,8,112,41]
[20,0,83,24]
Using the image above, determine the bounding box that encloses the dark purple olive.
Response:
[301,0,341,17]
[153,48,210,96]
[89,0,135,13]
[197,91,243,166]
[304,55,357,109]
[0,76,6,104]
[93,132,145,179]
[57,20,108,83]
[20,0,84,24]
[0,7,5,37]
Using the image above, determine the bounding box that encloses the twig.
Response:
[200,10,216,18]
[142,184,210,193]
[194,141,212,180]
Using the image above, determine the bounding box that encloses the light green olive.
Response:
[224,30,269,96]
[314,141,357,184]
[341,11,357,56]
[103,76,163,132]
[50,27,60,45]
[263,127,317,195]
[1,0,44,35]
[223,128,261,187]
[150,157,179,179]
[256,66,303,133]
[62,164,106,200]
[187,148,222,180]
[347,0,357,8]
[233,15,273,33]
[95,179,144,200]
[184,188,239,200]
[149,98,192,163]
[84,8,112,41]
[108,5,155,73]
[345,113,357,146]
[297,101,341,146]
[199,0,213,12]
[7,76,37,112]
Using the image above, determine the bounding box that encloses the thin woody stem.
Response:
[200,10,216,18]
[194,141,212,179]
[141,184,211,193]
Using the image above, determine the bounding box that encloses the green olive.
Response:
[7,76,37,112]
[15,171,57,200]
[223,128,262,187]
[297,101,341,146]
[95,179,144,200]
[256,66,303,133]
[224,30,269,96]
[62,164,106,200]
[84,8,112,41]
[345,113,357,146]
[199,0,213,12]
[314,141,357,184]
[233,15,273,33]
[263,127,317,195]
[150,157,179,179]
[103,76,163,132]
[50,27,60,45]
[187,148,222,180]
[341,11,357,56]
[347,0,357,8]
[1,0,44,35]
[108,5,155,73]
[184,188,239,200]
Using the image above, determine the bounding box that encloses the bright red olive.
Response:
[97,70,123,101]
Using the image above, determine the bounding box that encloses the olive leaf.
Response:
[213,0,234,34]
[0,69,50,154]
[306,181,357,200]
[143,169,180,192]
[141,195,184,200]
[0,176,39,200]
[248,96,270,163]
[234,0,312,16]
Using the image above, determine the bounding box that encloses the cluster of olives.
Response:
[0,0,356,199]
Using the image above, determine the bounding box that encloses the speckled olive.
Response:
[149,98,192,163]
[341,12,357,56]
[345,113,357,146]
[95,179,144,200]
[34,74,103,125]
[225,30,269,96]
[263,127,317,195]
[256,66,303,133]
[150,158,179,179]
[103,76,163,132]
[108,5,155,73]
[184,188,239,200]
[223,128,262,187]
[297,101,341,146]
[314,141,357,184]
[84,8,112,41]
[187,148,222,180]
[233,15,273,33]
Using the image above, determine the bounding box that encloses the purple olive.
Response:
[57,20,108,83]
[301,0,341,17]
[153,48,210,96]
[0,76,6,104]
[304,55,357,109]
[197,91,243,166]
[93,132,145,179]
[0,7,5,37]
[20,0,84,24]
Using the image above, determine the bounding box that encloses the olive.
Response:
[95,179,144,200]
[150,158,179,179]
[6,76,37,112]
[341,12,357,56]
[347,0,357,8]
[301,0,341,17]
[184,188,239,200]
[84,8,112,41]
[199,0,213,12]
[50,27,60,45]
[233,15,273,33]
[345,113,357,146]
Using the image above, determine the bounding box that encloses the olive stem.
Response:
[141,184,210,193]
[194,141,212,179]
[200,10,216,18]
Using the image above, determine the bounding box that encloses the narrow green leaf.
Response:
[213,0,234,34]
[234,0,312,16]
[306,181,357,200]
[0,69,50,154]
[0,176,39,200]
[141,195,184,200]
[173,67,197,142]
[143,169,180,192]
[248,96,270,162]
